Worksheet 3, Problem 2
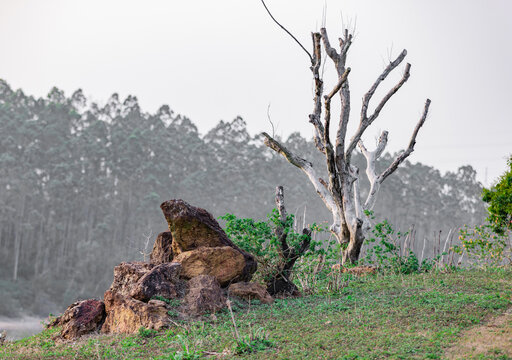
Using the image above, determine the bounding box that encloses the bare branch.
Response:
[325,67,351,101]
[339,29,353,63]
[379,99,431,182]
[260,0,313,63]
[323,66,351,194]
[346,50,409,160]
[368,62,411,124]
[309,32,326,154]
[363,49,408,121]
[275,186,291,258]
[262,132,312,169]
[359,131,388,210]
[320,27,339,63]
[262,132,338,215]
[275,186,287,223]
[266,103,276,138]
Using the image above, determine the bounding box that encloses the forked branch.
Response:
[346,50,410,161]
[380,99,431,182]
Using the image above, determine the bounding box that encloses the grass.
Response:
[1,268,511,359]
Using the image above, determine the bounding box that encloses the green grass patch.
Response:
[1,269,511,359]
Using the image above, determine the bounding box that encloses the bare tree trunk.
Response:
[13,195,27,281]
[266,186,312,296]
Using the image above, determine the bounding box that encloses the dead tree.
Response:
[267,186,312,296]
[260,2,431,264]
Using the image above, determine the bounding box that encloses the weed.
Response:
[138,327,158,338]
[233,326,274,355]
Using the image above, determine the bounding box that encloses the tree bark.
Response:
[266,186,311,296]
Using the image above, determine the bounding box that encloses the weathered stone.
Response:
[130,262,184,302]
[174,246,247,287]
[108,262,154,297]
[148,299,167,307]
[182,275,226,316]
[228,282,274,304]
[48,299,105,340]
[160,199,257,282]
[150,231,174,265]
[101,290,169,334]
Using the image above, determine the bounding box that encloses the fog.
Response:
[0,317,44,341]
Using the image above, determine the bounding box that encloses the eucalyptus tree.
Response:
[259,2,431,264]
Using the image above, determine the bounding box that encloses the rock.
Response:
[331,265,377,276]
[228,282,274,304]
[48,299,105,340]
[160,199,257,282]
[182,275,226,316]
[148,299,168,307]
[108,262,154,297]
[174,246,247,286]
[130,263,185,302]
[101,290,169,334]
[150,231,174,265]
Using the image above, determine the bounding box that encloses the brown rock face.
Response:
[182,275,226,316]
[160,199,257,283]
[150,231,174,265]
[48,299,105,340]
[130,263,184,302]
[108,262,154,297]
[228,282,274,304]
[101,291,169,334]
[174,246,247,286]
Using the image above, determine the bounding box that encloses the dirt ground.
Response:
[445,308,512,359]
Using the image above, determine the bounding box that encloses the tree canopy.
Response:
[483,156,512,234]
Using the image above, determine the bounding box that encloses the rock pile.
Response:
[49,200,271,340]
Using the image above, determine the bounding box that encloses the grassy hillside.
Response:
[1,269,511,360]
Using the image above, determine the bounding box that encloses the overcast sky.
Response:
[1,0,511,185]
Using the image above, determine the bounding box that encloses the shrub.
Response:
[362,216,442,274]
[452,224,511,267]
[220,210,328,286]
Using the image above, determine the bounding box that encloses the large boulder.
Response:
[182,275,226,316]
[130,263,184,302]
[48,299,105,340]
[160,199,257,283]
[228,282,274,304]
[101,290,169,334]
[150,231,174,265]
[108,262,154,297]
[174,246,247,287]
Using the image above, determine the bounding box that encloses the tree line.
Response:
[0,79,485,316]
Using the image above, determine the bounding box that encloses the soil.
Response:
[445,308,512,359]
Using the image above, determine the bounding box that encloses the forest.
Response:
[0,79,486,318]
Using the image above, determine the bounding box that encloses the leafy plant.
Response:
[362,216,437,274]
[452,224,511,267]
[138,327,158,338]
[167,334,202,360]
[482,155,512,235]
[221,209,327,288]
[233,326,274,355]
[152,295,181,308]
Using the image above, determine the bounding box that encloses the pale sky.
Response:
[1,0,511,186]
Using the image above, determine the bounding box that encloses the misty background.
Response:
[0,0,510,322]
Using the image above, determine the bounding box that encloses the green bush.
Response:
[452,224,511,267]
[362,216,442,274]
[220,210,327,284]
